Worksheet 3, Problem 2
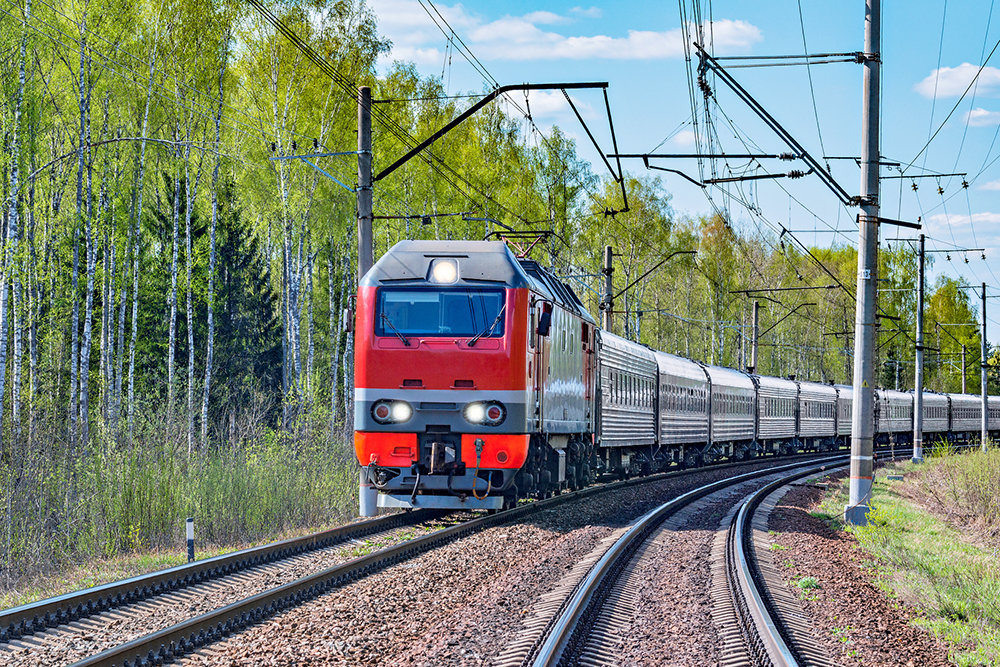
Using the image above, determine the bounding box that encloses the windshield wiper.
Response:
[468,303,506,347]
[381,313,411,346]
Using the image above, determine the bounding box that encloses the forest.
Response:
[0,0,991,581]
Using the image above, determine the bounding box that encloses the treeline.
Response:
[0,0,989,580]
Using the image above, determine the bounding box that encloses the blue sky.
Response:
[370,0,1000,340]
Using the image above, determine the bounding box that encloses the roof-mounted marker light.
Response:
[429,258,458,284]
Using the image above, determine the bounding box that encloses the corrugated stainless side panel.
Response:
[990,396,1000,431]
[705,365,755,443]
[948,393,982,433]
[875,390,912,434]
[921,393,949,433]
[598,333,657,447]
[835,384,853,435]
[757,377,797,440]
[655,352,709,446]
[798,381,836,438]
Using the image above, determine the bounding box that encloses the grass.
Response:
[813,451,1000,666]
[0,423,361,604]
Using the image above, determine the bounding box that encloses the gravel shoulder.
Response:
[767,479,954,667]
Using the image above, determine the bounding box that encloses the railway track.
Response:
[2,451,847,666]
[513,455,850,667]
[0,509,464,664]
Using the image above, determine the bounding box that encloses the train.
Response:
[353,240,998,515]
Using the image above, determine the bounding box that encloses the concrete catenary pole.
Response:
[982,283,989,451]
[913,234,924,463]
[602,246,614,333]
[357,86,373,278]
[750,300,759,374]
[846,0,880,526]
[357,85,377,517]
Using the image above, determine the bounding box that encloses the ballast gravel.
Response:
[182,459,793,666]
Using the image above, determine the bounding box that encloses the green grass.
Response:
[0,430,360,604]
[815,454,1000,667]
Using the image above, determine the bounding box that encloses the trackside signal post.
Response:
[846,0,880,527]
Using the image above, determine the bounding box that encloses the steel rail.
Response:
[0,509,443,642]
[63,452,846,667]
[726,463,845,666]
[528,454,848,667]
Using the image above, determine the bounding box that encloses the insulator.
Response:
[270,142,276,153]
[937,185,944,195]
[946,254,951,261]
[313,138,319,150]
[911,181,918,191]
[291,140,297,151]
[779,152,796,161]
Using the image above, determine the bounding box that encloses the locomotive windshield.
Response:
[376,287,506,338]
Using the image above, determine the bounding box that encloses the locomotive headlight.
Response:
[464,402,486,424]
[372,400,412,424]
[464,401,506,426]
[429,258,458,284]
[391,401,413,422]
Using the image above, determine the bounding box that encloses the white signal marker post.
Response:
[846,0,881,527]
[186,517,194,562]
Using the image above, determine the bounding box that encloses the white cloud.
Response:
[672,130,697,148]
[521,90,596,119]
[523,11,569,25]
[914,63,1000,98]
[570,6,603,19]
[979,179,1000,191]
[466,18,760,61]
[966,107,1000,126]
[371,1,762,65]
[926,212,1000,230]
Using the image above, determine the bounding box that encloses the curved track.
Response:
[521,456,849,667]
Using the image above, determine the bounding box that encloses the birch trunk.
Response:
[0,0,30,456]
[126,37,158,441]
[329,242,338,440]
[69,9,87,447]
[185,162,195,456]
[202,41,228,447]
[167,135,180,425]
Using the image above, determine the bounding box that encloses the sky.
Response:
[368,0,1000,341]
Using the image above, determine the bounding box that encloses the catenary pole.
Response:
[913,234,924,463]
[357,86,373,278]
[750,300,759,374]
[846,0,880,526]
[982,283,989,451]
[357,85,377,517]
